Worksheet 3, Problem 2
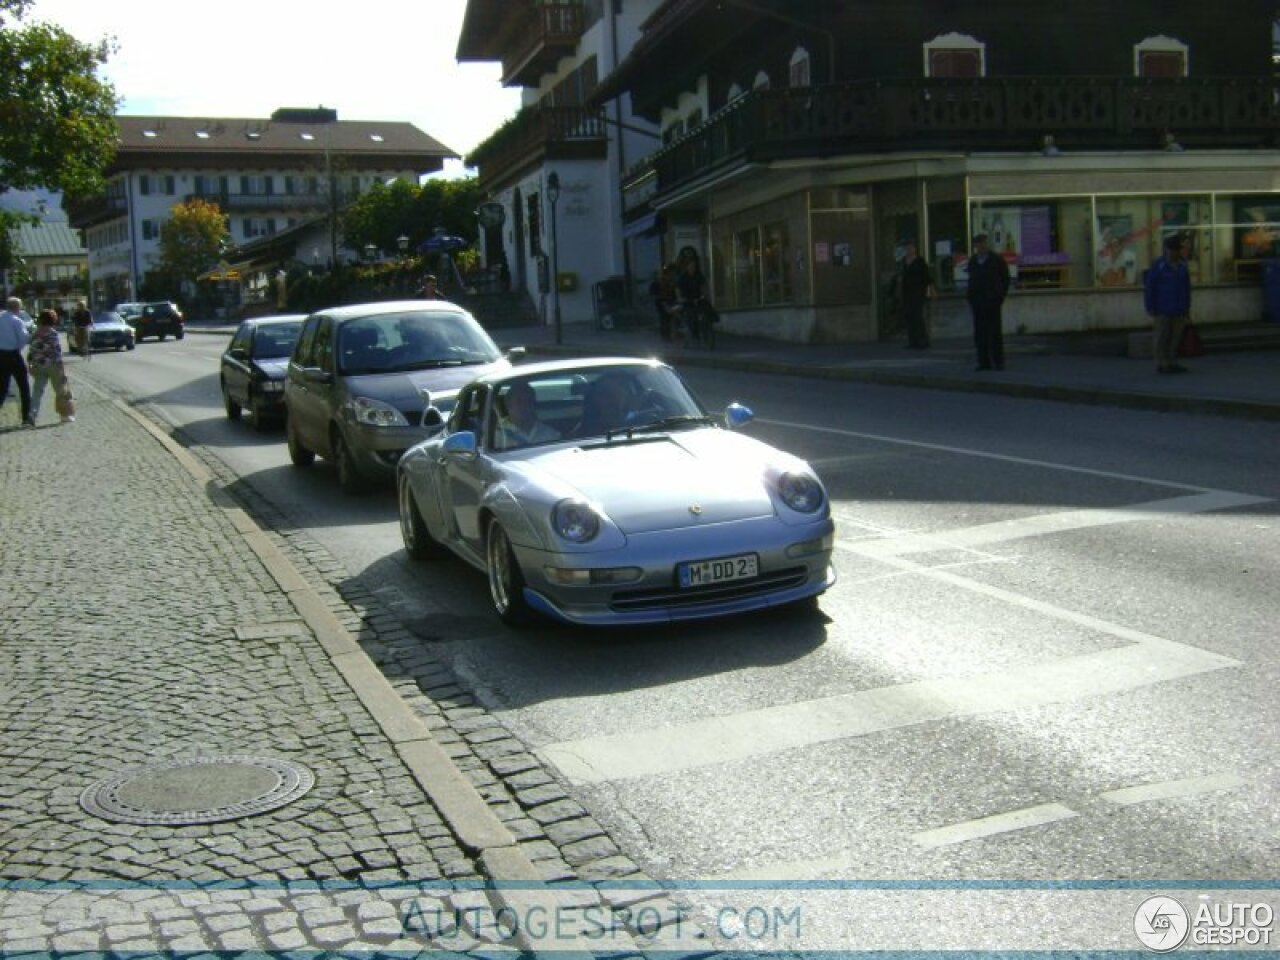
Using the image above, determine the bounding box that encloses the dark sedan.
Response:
[220,315,306,430]
[69,311,136,353]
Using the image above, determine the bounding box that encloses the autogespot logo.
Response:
[1135,896,1191,952]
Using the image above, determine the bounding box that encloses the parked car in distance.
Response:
[285,300,518,493]
[396,357,836,627]
[113,302,145,323]
[131,301,184,342]
[220,314,306,430]
[71,311,136,352]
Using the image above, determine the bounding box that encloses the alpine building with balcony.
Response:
[458,0,663,329]
[591,0,1280,343]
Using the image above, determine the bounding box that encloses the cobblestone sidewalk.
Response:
[0,385,704,956]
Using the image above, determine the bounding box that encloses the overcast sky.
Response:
[27,0,523,179]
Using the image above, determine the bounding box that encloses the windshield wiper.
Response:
[626,414,719,435]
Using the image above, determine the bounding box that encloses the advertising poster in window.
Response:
[1095,214,1137,286]
[1235,199,1280,259]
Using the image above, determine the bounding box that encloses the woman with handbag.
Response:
[28,310,74,424]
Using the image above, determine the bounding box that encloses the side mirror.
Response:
[504,345,527,360]
[442,430,478,461]
[725,402,754,430]
[421,406,445,432]
[229,346,248,361]
[302,366,333,384]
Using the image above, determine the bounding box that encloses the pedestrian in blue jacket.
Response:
[1144,234,1192,374]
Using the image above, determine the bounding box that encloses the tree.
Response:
[154,198,229,296]
[0,0,119,196]
[0,0,119,273]
[340,177,487,258]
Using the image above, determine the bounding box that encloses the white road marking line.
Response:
[911,803,1079,850]
[713,774,1250,877]
[837,491,1271,559]
[760,417,1259,495]
[1100,772,1247,806]
[537,634,1237,784]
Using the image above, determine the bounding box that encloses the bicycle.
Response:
[676,298,716,350]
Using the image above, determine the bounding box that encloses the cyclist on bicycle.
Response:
[675,253,714,348]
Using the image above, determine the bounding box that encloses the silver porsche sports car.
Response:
[396,357,836,626]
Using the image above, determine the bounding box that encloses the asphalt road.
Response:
[73,336,1280,945]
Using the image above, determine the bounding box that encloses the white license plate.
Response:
[678,553,759,588]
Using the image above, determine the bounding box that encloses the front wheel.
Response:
[286,416,314,467]
[331,428,366,494]
[486,521,536,627]
[399,473,447,560]
[222,381,241,421]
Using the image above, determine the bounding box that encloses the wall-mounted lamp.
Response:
[1041,134,1061,156]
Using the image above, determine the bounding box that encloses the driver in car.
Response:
[494,381,560,449]
[391,317,447,366]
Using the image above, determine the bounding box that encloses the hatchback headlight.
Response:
[777,472,824,513]
[552,499,601,543]
[349,396,409,427]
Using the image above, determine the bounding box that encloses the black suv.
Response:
[132,301,185,342]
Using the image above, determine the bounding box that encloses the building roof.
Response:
[9,220,85,258]
[109,112,458,173]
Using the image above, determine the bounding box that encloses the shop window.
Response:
[970,200,1091,290]
[789,46,811,88]
[733,227,761,307]
[924,33,985,77]
[761,221,793,305]
[1135,35,1188,77]
[1220,194,1280,281]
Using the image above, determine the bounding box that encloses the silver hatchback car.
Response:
[284,300,515,492]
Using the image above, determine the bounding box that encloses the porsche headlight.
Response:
[552,499,601,543]
[349,396,409,427]
[777,472,824,513]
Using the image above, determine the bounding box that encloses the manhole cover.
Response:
[80,755,314,825]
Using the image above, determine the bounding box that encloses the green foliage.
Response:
[156,198,230,293]
[0,5,119,195]
[340,176,487,258]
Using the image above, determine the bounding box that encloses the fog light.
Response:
[544,566,643,586]
[786,533,834,559]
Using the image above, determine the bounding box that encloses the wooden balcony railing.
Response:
[467,104,608,189]
[651,76,1280,199]
[502,4,586,87]
[64,194,127,228]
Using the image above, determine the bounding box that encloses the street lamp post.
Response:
[547,171,562,345]
[397,235,410,257]
[363,243,377,263]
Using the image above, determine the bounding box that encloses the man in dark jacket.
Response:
[966,234,1011,370]
[899,240,935,349]
[1144,234,1192,374]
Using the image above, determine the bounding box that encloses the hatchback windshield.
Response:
[337,310,501,375]
[253,322,302,359]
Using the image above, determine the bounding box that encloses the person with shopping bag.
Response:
[28,309,74,424]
